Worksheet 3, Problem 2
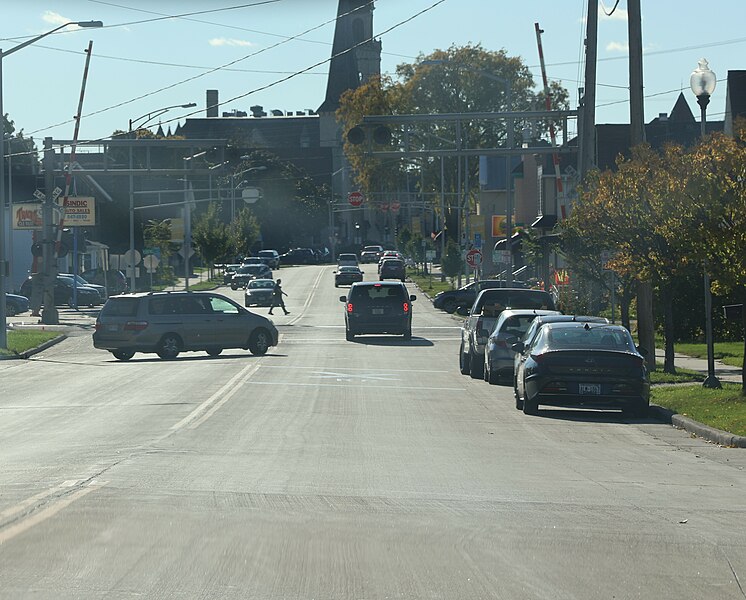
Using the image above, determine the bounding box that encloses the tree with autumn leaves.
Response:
[561,123,746,391]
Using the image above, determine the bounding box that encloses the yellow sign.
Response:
[58,196,96,226]
[169,218,185,242]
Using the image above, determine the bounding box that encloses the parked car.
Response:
[230,264,273,289]
[93,291,279,360]
[222,264,242,284]
[337,253,359,268]
[80,268,129,295]
[244,278,277,307]
[360,245,384,263]
[483,309,561,384]
[279,248,317,265]
[379,258,406,281]
[433,279,527,314]
[257,249,281,270]
[334,265,364,287]
[60,273,107,300]
[20,275,102,307]
[5,293,30,316]
[512,321,650,417]
[340,281,416,341]
[459,288,556,379]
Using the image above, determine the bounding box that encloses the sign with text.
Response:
[12,203,44,230]
[58,196,96,226]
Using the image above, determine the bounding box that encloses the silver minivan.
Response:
[93,291,279,361]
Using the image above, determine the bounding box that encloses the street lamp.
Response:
[231,165,267,220]
[128,103,197,133]
[0,19,103,349]
[689,58,721,389]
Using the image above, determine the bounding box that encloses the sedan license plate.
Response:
[579,383,601,395]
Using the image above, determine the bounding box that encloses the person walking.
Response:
[269,279,289,315]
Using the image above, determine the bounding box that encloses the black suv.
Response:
[379,258,406,282]
[340,281,416,341]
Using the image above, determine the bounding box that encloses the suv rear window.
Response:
[101,297,140,317]
[349,284,406,305]
[475,289,555,314]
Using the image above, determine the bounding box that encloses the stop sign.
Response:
[348,191,364,207]
[466,248,482,269]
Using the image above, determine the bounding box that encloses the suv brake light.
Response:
[403,302,409,313]
[124,321,148,332]
[346,303,353,313]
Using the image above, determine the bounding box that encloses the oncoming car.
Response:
[244,278,276,307]
[334,265,364,287]
[93,291,279,361]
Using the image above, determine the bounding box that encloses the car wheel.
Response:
[231,283,238,290]
[459,343,471,375]
[486,362,499,385]
[346,329,355,341]
[6,304,18,317]
[111,350,135,361]
[157,334,182,360]
[248,328,271,355]
[403,328,412,341]
[442,299,458,314]
[469,350,484,379]
[522,397,539,415]
[206,348,222,357]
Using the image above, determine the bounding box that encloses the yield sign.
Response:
[348,191,364,207]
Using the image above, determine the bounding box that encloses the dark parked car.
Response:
[230,264,273,289]
[5,293,30,316]
[340,281,416,341]
[279,248,318,265]
[334,265,364,287]
[244,278,276,307]
[20,275,102,307]
[80,268,129,295]
[434,279,527,314]
[257,250,280,270]
[93,291,279,361]
[222,264,242,284]
[513,322,650,417]
[60,273,107,300]
[379,258,406,281]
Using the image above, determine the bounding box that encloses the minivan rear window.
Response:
[101,297,140,317]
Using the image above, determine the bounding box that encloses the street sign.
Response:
[474,232,482,249]
[143,247,161,259]
[142,254,160,273]
[348,191,364,207]
[123,249,142,268]
[466,249,482,268]
[494,250,512,263]
[242,187,262,204]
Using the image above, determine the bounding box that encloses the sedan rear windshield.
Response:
[101,297,140,317]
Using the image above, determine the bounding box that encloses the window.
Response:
[101,297,140,317]
[208,296,239,315]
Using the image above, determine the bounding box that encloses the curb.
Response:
[0,333,67,361]
[649,404,746,448]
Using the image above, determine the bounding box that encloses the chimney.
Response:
[250,105,266,118]
[206,90,219,118]
[658,113,668,122]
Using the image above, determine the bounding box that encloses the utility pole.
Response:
[578,0,598,179]
[628,0,655,368]
[42,137,59,324]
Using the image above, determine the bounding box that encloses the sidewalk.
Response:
[654,348,742,384]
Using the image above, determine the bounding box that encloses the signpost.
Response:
[348,191,364,207]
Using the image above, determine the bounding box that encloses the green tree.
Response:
[142,219,175,286]
[192,202,232,279]
[441,240,463,284]
[227,207,260,258]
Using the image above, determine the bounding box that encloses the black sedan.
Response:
[6,293,30,316]
[334,266,364,287]
[513,322,650,417]
[230,264,273,290]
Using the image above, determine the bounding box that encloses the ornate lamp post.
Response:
[689,58,721,389]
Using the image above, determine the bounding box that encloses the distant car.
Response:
[257,249,280,270]
[434,280,527,314]
[334,265,364,287]
[377,250,402,272]
[241,256,265,266]
[222,264,242,284]
[360,245,384,263]
[337,253,359,268]
[244,278,276,307]
[340,281,416,341]
[379,258,406,281]
[59,273,107,300]
[483,309,561,385]
[230,264,273,289]
[93,291,279,361]
[279,248,317,265]
[513,322,650,417]
[81,268,129,295]
[5,293,30,316]
[20,275,102,308]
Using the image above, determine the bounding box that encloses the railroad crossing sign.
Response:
[466,248,482,269]
[348,191,364,207]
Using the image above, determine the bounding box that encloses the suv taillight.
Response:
[123,321,148,332]
[403,302,409,313]
[346,303,353,313]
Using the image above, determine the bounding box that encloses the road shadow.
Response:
[105,351,287,363]
[528,407,661,425]
[349,336,434,347]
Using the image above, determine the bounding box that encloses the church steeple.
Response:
[318,0,381,114]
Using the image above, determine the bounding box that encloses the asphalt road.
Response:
[1,265,745,599]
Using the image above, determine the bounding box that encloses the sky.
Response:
[2,0,745,146]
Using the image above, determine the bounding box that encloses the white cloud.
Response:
[209,38,256,48]
[606,41,629,53]
[42,11,69,26]
[599,6,628,21]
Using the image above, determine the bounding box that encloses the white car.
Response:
[337,253,359,268]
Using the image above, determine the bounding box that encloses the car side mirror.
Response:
[511,342,525,353]
[339,296,347,302]
[409,294,416,302]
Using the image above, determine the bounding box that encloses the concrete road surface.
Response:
[1,264,745,599]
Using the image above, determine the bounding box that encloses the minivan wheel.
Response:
[157,334,182,360]
[112,350,135,361]
[248,328,270,355]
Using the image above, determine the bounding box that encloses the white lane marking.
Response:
[0,480,81,522]
[247,381,465,391]
[0,481,106,545]
[309,370,400,382]
[188,377,250,429]
[170,361,260,431]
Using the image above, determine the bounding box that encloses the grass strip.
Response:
[1,330,62,356]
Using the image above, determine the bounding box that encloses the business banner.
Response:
[59,196,96,226]
[12,203,44,229]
